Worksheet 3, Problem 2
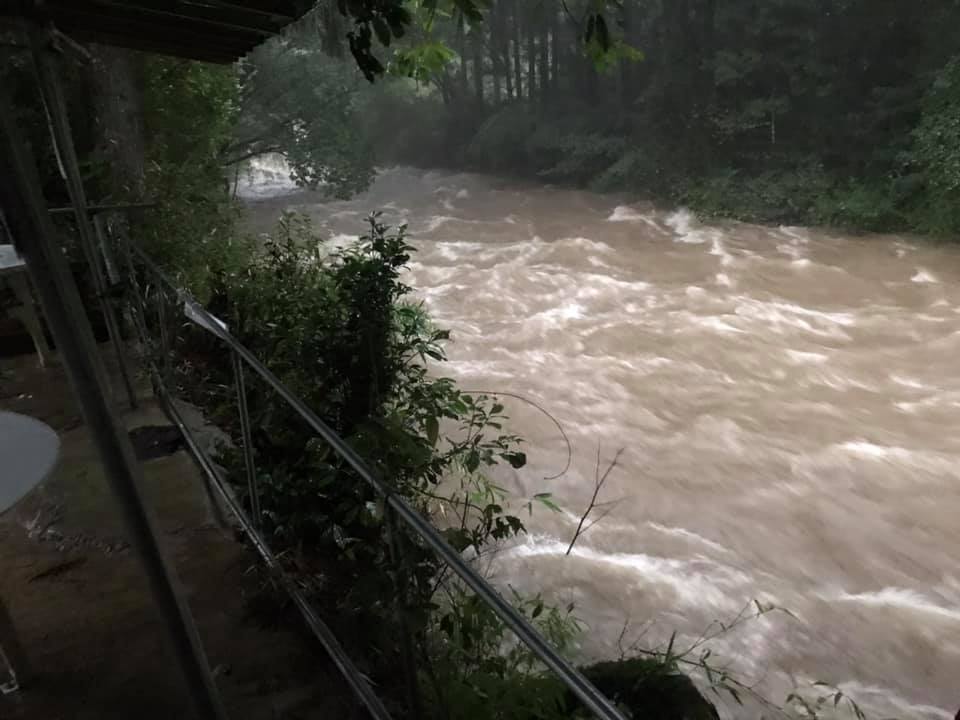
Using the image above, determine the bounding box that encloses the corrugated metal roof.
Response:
[0,0,315,62]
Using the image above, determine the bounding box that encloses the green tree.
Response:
[229,36,375,198]
[912,56,960,233]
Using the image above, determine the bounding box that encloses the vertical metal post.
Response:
[31,31,137,409]
[385,507,422,719]
[0,69,227,720]
[92,213,121,286]
[157,289,174,387]
[118,223,151,353]
[231,351,260,530]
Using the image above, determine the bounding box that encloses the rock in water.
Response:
[579,658,720,720]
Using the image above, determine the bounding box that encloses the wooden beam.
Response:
[64,27,240,63]
[0,0,314,62]
[199,0,299,22]
[49,3,266,48]
[51,19,252,63]
[77,0,283,36]
[48,201,157,215]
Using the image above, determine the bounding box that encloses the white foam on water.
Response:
[840,441,894,458]
[796,441,960,480]
[664,208,695,234]
[732,298,855,339]
[442,359,517,379]
[779,226,810,244]
[556,236,615,253]
[787,679,953,720]
[835,682,954,720]
[608,205,641,222]
[832,587,960,624]
[890,374,931,390]
[422,215,458,232]
[456,188,471,199]
[662,208,716,246]
[505,536,750,610]
[715,272,733,287]
[695,316,745,334]
[785,349,829,364]
[776,242,806,260]
[646,522,732,556]
[894,241,918,258]
[912,268,938,283]
[536,302,586,322]
[792,258,812,268]
[236,153,299,199]
[709,237,735,265]
[607,205,662,229]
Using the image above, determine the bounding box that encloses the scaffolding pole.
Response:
[0,63,227,720]
[30,28,138,409]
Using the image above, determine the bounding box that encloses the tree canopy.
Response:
[347,0,960,234]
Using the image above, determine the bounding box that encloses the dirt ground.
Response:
[0,351,358,719]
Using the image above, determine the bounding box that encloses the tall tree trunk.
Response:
[491,1,502,104]
[472,25,484,109]
[503,34,514,99]
[619,0,634,113]
[512,0,523,99]
[539,12,550,105]
[550,7,560,98]
[696,0,717,167]
[457,19,469,103]
[700,0,717,107]
[89,45,146,200]
[527,11,537,102]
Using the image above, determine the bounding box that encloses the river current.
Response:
[242,161,960,719]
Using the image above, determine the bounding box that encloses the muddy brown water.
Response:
[243,162,960,719]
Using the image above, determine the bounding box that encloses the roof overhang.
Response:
[0,0,316,63]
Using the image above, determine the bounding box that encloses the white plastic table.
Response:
[0,411,61,693]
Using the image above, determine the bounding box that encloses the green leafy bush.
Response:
[235,39,376,198]
[679,164,835,224]
[174,214,540,693]
[590,148,659,193]
[467,105,538,172]
[535,133,628,186]
[140,57,248,299]
[814,180,904,232]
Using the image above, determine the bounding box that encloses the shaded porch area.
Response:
[0,351,355,719]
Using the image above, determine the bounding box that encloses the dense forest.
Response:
[9,1,960,235]
[354,0,960,233]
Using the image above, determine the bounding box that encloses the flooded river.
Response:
[243,163,960,719]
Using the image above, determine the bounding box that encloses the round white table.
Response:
[0,410,60,694]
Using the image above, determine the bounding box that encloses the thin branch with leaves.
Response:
[566,445,625,555]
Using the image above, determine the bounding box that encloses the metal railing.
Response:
[120,237,627,720]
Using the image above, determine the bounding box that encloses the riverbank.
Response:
[358,87,959,240]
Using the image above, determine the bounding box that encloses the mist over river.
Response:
[242,162,960,719]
